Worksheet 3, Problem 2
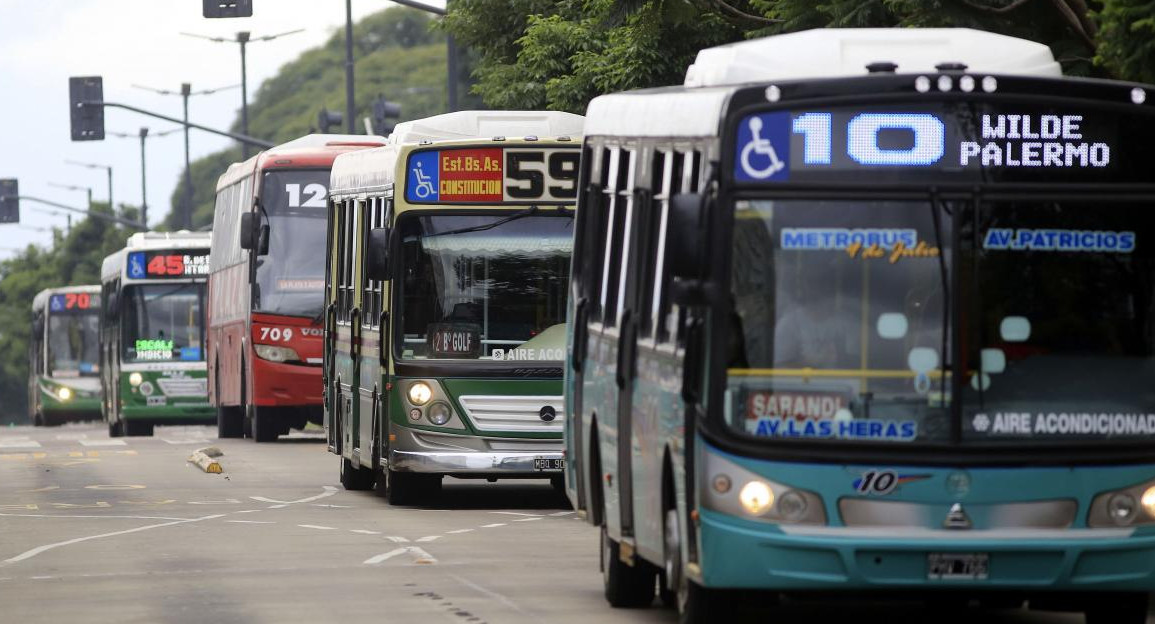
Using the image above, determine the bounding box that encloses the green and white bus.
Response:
[567,29,1155,622]
[100,231,214,436]
[325,110,584,503]
[29,285,103,425]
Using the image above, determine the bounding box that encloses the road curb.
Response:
[188,447,223,474]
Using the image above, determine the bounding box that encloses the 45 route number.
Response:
[259,327,294,342]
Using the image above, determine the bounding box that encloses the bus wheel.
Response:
[1085,593,1148,624]
[108,418,123,438]
[339,456,374,490]
[250,406,279,443]
[216,365,243,438]
[385,471,439,505]
[124,420,154,437]
[601,526,656,608]
[663,509,682,608]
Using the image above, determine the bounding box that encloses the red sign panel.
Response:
[437,148,503,202]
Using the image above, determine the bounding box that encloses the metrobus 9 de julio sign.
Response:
[405,146,580,204]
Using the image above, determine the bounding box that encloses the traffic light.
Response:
[69,76,105,141]
[373,96,401,135]
[203,0,252,18]
[317,107,343,134]
[0,179,19,224]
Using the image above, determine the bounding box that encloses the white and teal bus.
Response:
[100,231,214,436]
[29,285,103,425]
[566,29,1155,622]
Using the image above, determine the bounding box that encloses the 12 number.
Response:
[286,183,327,208]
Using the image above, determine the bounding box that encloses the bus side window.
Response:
[668,150,701,346]
[336,198,350,323]
[640,149,672,340]
[584,147,611,322]
[361,196,387,329]
[599,148,632,328]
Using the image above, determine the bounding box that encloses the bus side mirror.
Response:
[668,192,707,280]
[239,212,256,250]
[32,316,44,335]
[257,223,270,256]
[105,293,118,318]
[366,227,390,280]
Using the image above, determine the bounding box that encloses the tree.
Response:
[445,0,1154,113]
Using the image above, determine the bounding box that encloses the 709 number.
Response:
[258,327,294,342]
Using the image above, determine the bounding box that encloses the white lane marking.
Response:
[54,433,88,440]
[250,486,338,507]
[363,548,409,565]
[416,535,441,542]
[267,504,288,509]
[298,524,337,531]
[385,536,409,543]
[227,520,275,524]
[490,511,543,517]
[513,517,542,522]
[250,497,289,504]
[0,440,41,449]
[481,523,506,528]
[1,514,226,566]
[409,547,436,564]
[549,511,575,516]
[311,504,351,508]
[235,509,263,514]
[0,513,190,521]
[449,573,526,614]
[350,529,380,535]
[161,438,211,445]
[446,529,474,534]
[78,439,127,447]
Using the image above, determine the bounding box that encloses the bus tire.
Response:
[215,364,243,438]
[340,456,374,490]
[250,406,279,443]
[124,420,154,437]
[601,525,656,608]
[108,417,124,438]
[677,579,733,624]
[385,470,440,505]
[1085,593,1148,624]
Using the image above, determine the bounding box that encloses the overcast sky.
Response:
[0,0,444,259]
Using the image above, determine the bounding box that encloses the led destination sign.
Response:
[731,102,1143,184]
[405,147,580,204]
[49,292,100,313]
[127,250,210,279]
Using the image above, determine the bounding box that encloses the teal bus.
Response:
[29,285,103,425]
[565,29,1155,622]
[100,231,214,436]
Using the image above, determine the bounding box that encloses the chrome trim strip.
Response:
[777,526,1135,540]
[388,449,564,474]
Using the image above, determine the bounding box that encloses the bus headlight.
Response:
[129,372,143,387]
[407,382,433,406]
[739,481,774,515]
[1089,479,1155,527]
[427,402,452,426]
[254,344,301,363]
[57,386,73,401]
[702,451,826,525]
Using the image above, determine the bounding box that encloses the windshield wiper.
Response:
[929,193,951,408]
[423,206,542,238]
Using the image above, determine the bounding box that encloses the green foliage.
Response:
[1095,0,1155,84]
[166,7,480,230]
[447,0,1152,113]
[0,204,137,423]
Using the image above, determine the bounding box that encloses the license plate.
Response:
[927,552,989,580]
[533,458,564,471]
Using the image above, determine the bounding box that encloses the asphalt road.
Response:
[0,423,1136,624]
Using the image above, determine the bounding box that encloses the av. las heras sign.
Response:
[405,147,580,204]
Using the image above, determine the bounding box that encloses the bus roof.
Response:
[32,284,100,313]
[586,28,1063,138]
[100,231,212,282]
[330,110,586,196]
[216,133,387,192]
[684,28,1061,87]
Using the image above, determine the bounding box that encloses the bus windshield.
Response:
[254,170,329,318]
[121,283,206,363]
[396,212,573,361]
[727,197,1155,446]
[48,312,100,377]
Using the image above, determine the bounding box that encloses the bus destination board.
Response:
[127,250,210,279]
[49,292,100,313]
[405,147,580,204]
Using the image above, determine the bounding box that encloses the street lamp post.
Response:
[180,29,304,157]
[64,160,112,214]
[132,83,238,229]
[47,182,93,234]
[109,127,180,228]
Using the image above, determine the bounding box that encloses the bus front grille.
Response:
[456,395,565,433]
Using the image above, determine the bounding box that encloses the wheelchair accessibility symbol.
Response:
[406,151,441,202]
[734,112,790,182]
[412,162,435,199]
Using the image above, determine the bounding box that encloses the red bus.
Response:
[207,134,384,441]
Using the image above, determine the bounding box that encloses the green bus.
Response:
[325,110,584,503]
[100,231,214,436]
[29,285,103,425]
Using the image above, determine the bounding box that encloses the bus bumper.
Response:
[389,449,564,476]
[252,358,323,407]
[121,403,215,422]
[697,508,1155,592]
